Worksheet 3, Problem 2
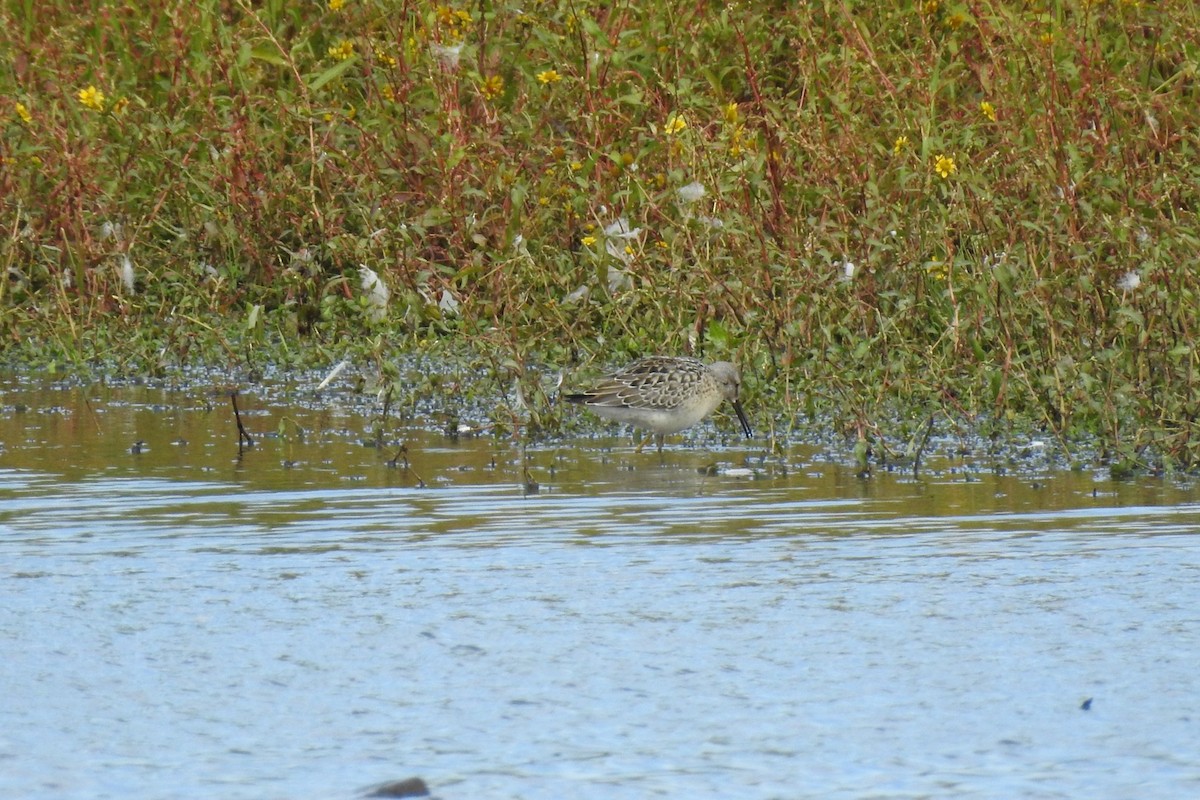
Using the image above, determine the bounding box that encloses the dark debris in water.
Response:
[361,776,431,798]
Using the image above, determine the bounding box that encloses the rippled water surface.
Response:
[2,378,1199,799]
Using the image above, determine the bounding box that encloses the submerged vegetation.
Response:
[2,1,1200,470]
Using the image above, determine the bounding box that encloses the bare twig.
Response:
[230,391,254,448]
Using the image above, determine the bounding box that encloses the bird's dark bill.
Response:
[733,401,752,438]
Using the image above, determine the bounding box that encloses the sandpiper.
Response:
[564,356,752,451]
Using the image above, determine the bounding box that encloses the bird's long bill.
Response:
[732,400,753,438]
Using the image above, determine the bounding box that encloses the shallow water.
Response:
[2,377,1199,799]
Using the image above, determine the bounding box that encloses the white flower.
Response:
[676,181,707,204]
[837,259,856,281]
[358,265,390,321]
[1117,270,1141,292]
[439,288,460,315]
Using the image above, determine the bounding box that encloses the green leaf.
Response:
[309,57,356,91]
[417,207,452,228]
[707,319,731,348]
[249,47,288,67]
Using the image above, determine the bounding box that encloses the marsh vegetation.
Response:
[3,1,1199,471]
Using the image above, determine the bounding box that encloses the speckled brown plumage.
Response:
[564,356,752,446]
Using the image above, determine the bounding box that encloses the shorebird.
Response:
[564,356,752,451]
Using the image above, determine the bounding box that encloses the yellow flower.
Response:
[479,74,504,100]
[77,85,106,112]
[664,113,687,135]
[729,128,744,156]
[926,260,948,280]
[945,11,968,29]
[893,135,909,154]
[329,0,345,10]
[374,46,397,67]
[979,100,996,121]
[933,154,957,178]
[328,39,354,61]
[922,0,939,14]
[569,160,583,171]
[581,235,597,246]
[723,102,739,125]
[536,69,562,84]
[436,6,470,26]
[324,104,356,122]
[112,97,129,115]
[434,6,471,40]
[15,102,32,124]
